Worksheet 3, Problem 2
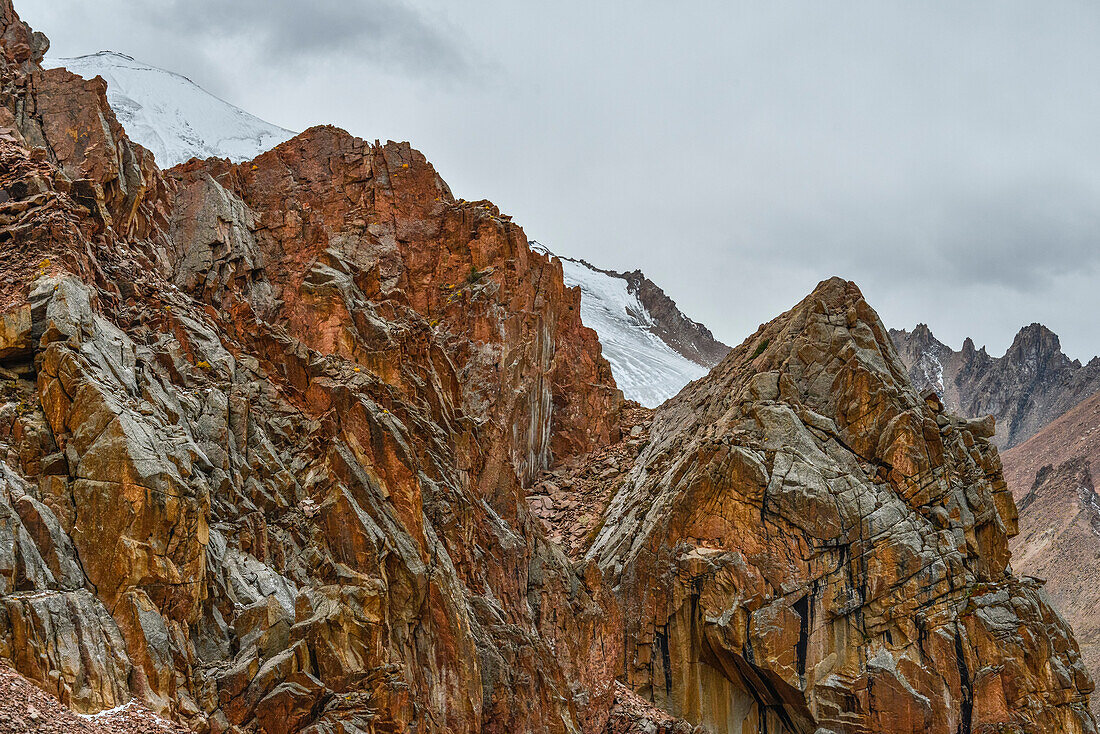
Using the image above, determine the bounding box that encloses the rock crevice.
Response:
[0,2,1094,732]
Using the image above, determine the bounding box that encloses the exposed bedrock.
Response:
[590,278,1095,733]
[0,0,1094,731]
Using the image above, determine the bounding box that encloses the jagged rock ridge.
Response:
[0,1,1094,732]
[584,279,1094,732]
[31,42,727,412]
[558,251,729,368]
[891,322,1100,450]
[0,2,624,730]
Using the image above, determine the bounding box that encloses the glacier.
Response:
[536,246,709,407]
[43,52,295,168]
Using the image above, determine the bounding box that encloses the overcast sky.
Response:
[18,0,1100,361]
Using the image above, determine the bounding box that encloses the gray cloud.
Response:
[17,0,1100,361]
[931,183,1100,291]
[750,178,1100,293]
[135,0,472,78]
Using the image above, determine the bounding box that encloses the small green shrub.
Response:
[466,266,487,285]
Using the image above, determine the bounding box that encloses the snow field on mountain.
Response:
[559,257,706,407]
[44,52,295,168]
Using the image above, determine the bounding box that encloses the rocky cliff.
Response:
[0,1,624,730]
[0,1,1094,732]
[583,279,1094,732]
[891,323,1100,450]
[1003,391,1100,721]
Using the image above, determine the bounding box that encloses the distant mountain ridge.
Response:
[43,51,295,167]
[533,243,730,407]
[891,322,1100,449]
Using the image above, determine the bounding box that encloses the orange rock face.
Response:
[0,1,622,731]
[0,1,1094,733]
[170,128,620,491]
[587,279,1094,733]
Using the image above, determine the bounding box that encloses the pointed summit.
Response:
[1005,322,1064,366]
[911,321,936,342]
[588,277,1091,732]
[645,276,929,482]
[892,320,1100,449]
[890,320,952,400]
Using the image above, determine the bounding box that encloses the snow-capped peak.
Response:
[43,51,296,168]
[41,49,721,407]
[534,242,718,407]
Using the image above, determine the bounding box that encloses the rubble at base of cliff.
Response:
[605,683,701,734]
[526,404,652,558]
[0,663,187,734]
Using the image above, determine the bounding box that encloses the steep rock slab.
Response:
[592,278,1095,733]
[171,129,621,490]
[0,1,625,730]
[43,51,296,168]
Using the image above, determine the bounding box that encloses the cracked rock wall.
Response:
[590,278,1095,733]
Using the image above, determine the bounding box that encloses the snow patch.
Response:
[540,247,707,407]
[78,699,138,719]
[916,350,945,395]
[43,51,295,167]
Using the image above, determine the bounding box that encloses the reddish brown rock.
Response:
[527,404,653,558]
[589,278,1094,733]
[1004,391,1100,720]
[0,2,622,731]
[171,128,620,489]
[0,0,1094,732]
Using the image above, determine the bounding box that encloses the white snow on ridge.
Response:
[916,350,945,395]
[37,50,707,406]
[43,52,296,168]
[548,250,708,408]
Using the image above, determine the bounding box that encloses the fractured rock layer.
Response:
[0,2,622,731]
[0,0,1094,732]
[589,279,1095,733]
